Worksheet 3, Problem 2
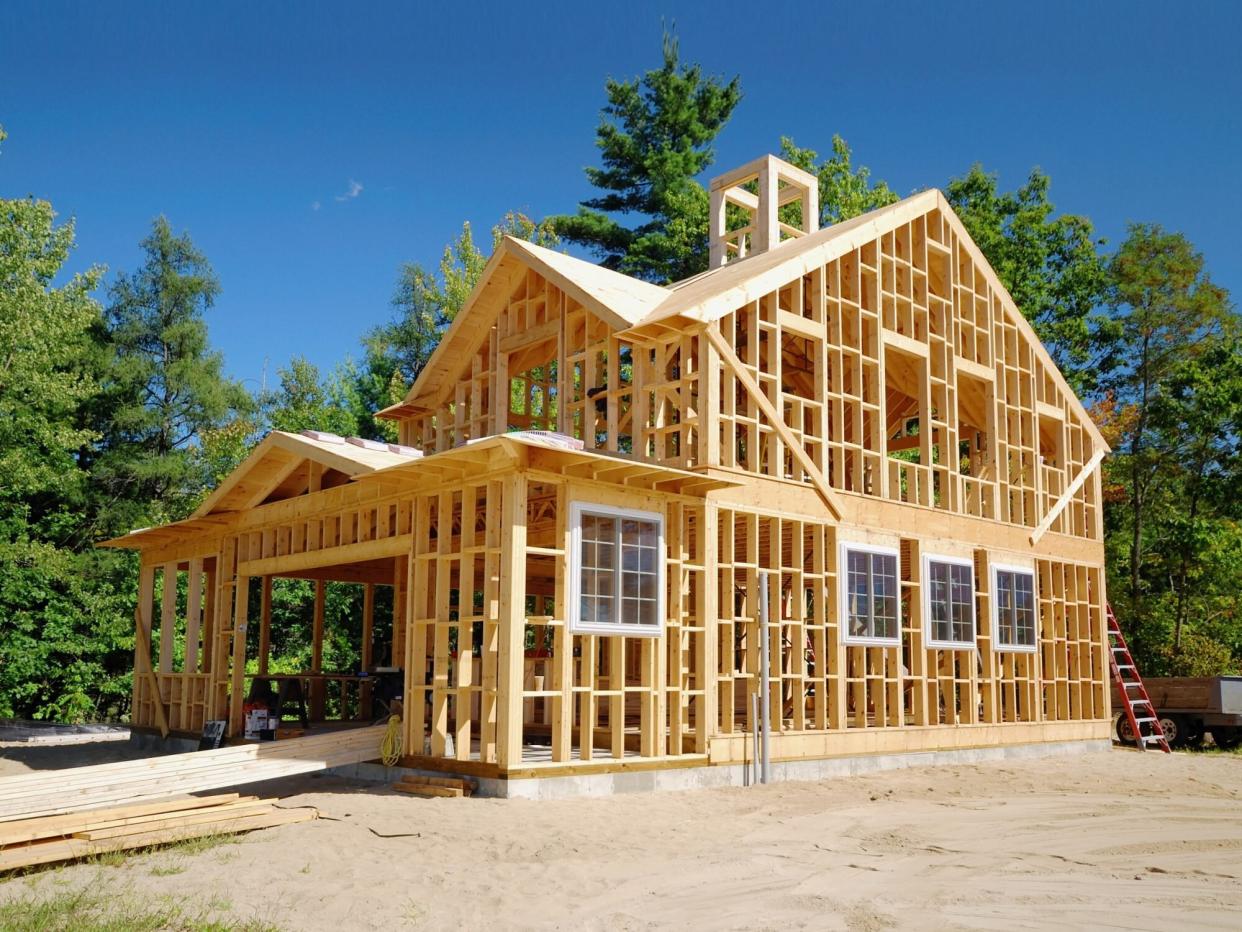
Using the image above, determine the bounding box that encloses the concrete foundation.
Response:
[327,738,1112,800]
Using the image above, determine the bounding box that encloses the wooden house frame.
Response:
[105,155,1112,790]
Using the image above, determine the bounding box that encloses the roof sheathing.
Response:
[621,189,1107,451]
[381,238,669,419]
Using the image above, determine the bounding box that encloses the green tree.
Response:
[0,127,135,720]
[1102,224,1234,624]
[946,166,1109,393]
[549,30,741,283]
[359,212,558,437]
[265,356,362,437]
[92,217,251,527]
[780,135,898,226]
[1141,335,1242,661]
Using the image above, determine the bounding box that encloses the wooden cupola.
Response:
[708,154,820,269]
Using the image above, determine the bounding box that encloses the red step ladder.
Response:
[1107,605,1171,753]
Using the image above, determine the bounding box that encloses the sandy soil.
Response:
[1,747,1240,930]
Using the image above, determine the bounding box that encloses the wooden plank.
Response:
[0,795,244,846]
[73,800,276,840]
[1029,449,1105,544]
[185,558,203,674]
[496,472,527,770]
[133,603,170,739]
[236,534,413,579]
[0,807,316,871]
[0,726,385,822]
[159,562,177,673]
[258,575,273,675]
[392,783,463,798]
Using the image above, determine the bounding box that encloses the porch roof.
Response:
[100,432,738,552]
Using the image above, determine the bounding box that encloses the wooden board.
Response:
[0,726,384,823]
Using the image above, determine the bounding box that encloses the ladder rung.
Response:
[1134,717,1156,724]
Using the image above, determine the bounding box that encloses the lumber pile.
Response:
[392,774,475,798]
[0,725,385,823]
[0,793,316,871]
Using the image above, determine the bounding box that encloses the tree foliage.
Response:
[946,166,1109,393]
[0,138,135,720]
[549,30,741,283]
[4,41,1242,726]
[359,212,558,439]
[779,135,898,226]
[91,218,251,527]
[1094,224,1239,670]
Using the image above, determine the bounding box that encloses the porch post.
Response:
[310,579,326,720]
[133,563,156,726]
[228,573,250,736]
[258,575,272,675]
[361,582,375,719]
[496,471,527,770]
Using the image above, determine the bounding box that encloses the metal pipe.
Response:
[751,693,759,787]
[759,572,771,784]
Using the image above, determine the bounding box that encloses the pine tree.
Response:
[91,218,251,527]
[549,30,741,283]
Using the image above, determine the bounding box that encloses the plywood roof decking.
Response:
[360,433,742,497]
[380,182,1104,450]
[102,432,740,552]
[380,237,671,420]
[191,431,419,518]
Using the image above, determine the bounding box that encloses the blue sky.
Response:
[3,1,1239,389]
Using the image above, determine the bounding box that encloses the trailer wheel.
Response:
[1159,716,1183,747]
[1115,715,1137,746]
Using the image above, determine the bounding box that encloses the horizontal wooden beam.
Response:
[498,317,559,354]
[238,534,412,578]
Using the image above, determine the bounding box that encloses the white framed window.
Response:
[840,542,901,646]
[992,564,1037,652]
[923,554,976,649]
[568,502,665,637]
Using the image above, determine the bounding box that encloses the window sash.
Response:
[994,567,1036,651]
[842,546,900,644]
[570,503,664,636]
[925,557,975,647]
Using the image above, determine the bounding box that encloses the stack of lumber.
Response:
[392,774,475,798]
[0,793,316,871]
[0,725,385,823]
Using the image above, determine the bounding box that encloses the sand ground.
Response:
[1,743,1240,930]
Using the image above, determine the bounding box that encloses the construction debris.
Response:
[391,774,475,798]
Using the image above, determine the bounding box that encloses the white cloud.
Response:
[311,200,321,211]
[335,179,363,202]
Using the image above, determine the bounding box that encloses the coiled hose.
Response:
[380,714,403,766]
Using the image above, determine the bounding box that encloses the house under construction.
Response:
[104,155,1112,796]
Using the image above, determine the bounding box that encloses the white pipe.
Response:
[759,572,771,784]
[751,693,759,787]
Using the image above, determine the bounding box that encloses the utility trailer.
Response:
[1116,676,1242,749]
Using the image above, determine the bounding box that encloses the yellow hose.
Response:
[380,714,403,766]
